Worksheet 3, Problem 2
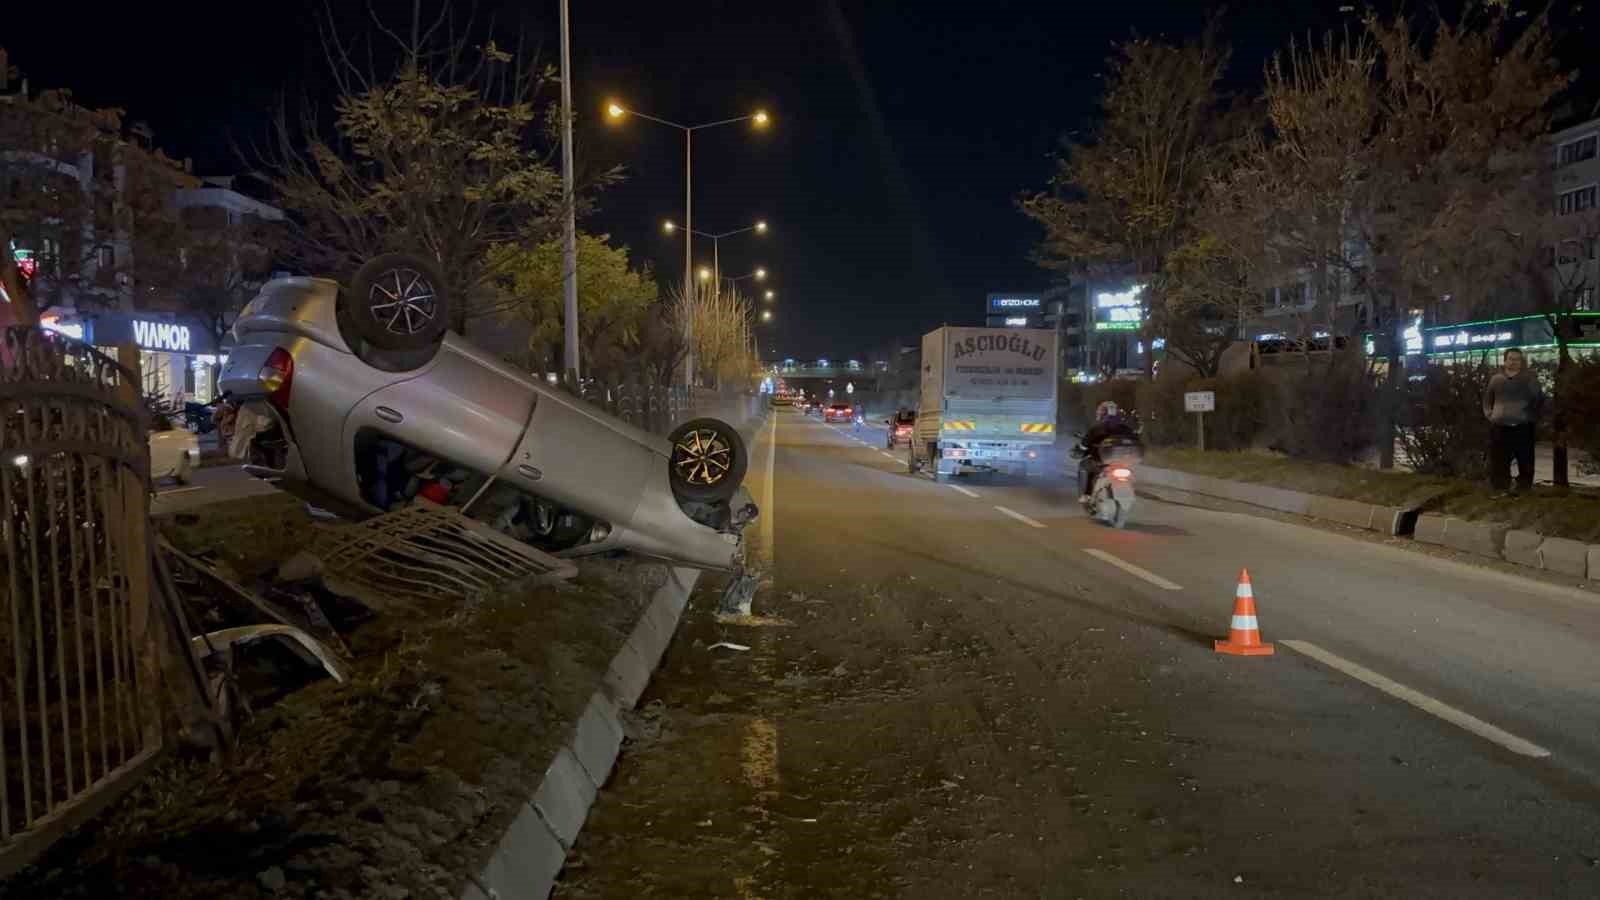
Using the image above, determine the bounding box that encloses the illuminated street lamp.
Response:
[724,267,770,290]
[607,100,771,384]
[761,309,774,322]
[661,218,770,294]
[764,289,776,301]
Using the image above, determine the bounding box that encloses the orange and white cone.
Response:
[1215,568,1274,656]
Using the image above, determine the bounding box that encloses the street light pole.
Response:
[558,0,579,384]
[683,130,695,385]
[606,104,769,386]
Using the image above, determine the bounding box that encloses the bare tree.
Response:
[1362,6,1568,468]
[258,3,618,335]
[153,200,283,344]
[1020,26,1234,372]
[670,282,756,390]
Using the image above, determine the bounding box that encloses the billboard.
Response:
[987,292,1042,314]
[1093,285,1143,331]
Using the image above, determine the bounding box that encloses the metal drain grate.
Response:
[314,501,578,608]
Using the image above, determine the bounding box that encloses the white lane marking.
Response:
[1282,640,1551,759]
[879,451,896,460]
[760,415,776,564]
[993,505,1046,529]
[1082,548,1184,591]
[946,484,980,499]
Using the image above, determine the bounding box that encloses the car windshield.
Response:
[895,413,915,425]
[829,404,851,411]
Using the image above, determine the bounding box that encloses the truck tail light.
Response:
[1111,466,1132,480]
[260,347,294,412]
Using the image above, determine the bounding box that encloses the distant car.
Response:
[824,403,855,423]
[886,411,915,448]
[148,411,198,485]
[219,254,755,573]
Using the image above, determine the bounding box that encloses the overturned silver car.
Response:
[220,253,755,572]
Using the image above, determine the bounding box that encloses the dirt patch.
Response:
[1148,448,1600,543]
[5,497,656,900]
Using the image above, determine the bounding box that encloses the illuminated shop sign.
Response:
[133,319,192,352]
[1093,285,1144,331]
[86,314,218,355]
[987,293,1042,313]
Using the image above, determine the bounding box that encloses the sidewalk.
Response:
[1368,441,1600,487]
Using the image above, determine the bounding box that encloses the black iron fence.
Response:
[0,328,166,878]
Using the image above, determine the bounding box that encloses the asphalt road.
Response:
[559,412,1600,899]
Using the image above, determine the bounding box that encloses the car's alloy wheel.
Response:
[345,253,452,353]
[369,267,437,338]
[674,427,733,487]
[667,417,748,504]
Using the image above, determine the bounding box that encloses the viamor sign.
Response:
[132,319,192,353]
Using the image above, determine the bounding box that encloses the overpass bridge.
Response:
[764,359,890,395]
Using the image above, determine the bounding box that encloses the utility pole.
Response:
[559,0,580,384]
[683,130,694,386]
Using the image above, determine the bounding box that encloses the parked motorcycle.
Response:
[1074,434,1141,529]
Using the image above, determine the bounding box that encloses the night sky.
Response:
[7,1,1581,361]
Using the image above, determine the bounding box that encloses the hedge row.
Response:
[1060,352,1600,475]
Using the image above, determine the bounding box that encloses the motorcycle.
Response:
[1074,435,1140,529]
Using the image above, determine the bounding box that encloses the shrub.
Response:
[1564,358,1600,475]
[1135,379,1189,446]
[1135,373,1269,450]
[1270,350,1378,463]
[1397,362,1495,477]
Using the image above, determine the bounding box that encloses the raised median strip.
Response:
[464,564,704,900]
[1142,465,1599,581]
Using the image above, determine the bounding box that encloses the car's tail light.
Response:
[1111,466,1132,480]
[1027,450,1039,459]
[260,348,294,412]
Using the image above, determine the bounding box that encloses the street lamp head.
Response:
[755,220,769,234]
[764,290,776,300]
[755,267,768,280]
[662,220,676,234]
[753,110,771,127]
[697,267,712,281]
[762,310,774,322]
[606,102,626,120]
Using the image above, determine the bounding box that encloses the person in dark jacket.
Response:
[1076,401,1138,501]
[1483,347,1544,494]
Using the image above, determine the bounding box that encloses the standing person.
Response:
[1483,348,1544,494]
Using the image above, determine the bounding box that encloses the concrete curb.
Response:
[1143,465,1599,581]
[462,565,702,900]
[1141,466,1400,535]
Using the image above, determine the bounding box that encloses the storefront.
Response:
[1422,313,1600,366]
[44,311,224,404]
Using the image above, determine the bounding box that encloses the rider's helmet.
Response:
[1094,400,1120,423]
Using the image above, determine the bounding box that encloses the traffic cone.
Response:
[1215,568,1274,656]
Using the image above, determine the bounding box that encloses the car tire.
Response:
[345,253,451,352]
[667,418,748,504]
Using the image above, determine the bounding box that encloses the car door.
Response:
[341,337,534,484]
[502,384,656,530]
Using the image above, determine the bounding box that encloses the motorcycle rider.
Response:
[1076,400,1138,502]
